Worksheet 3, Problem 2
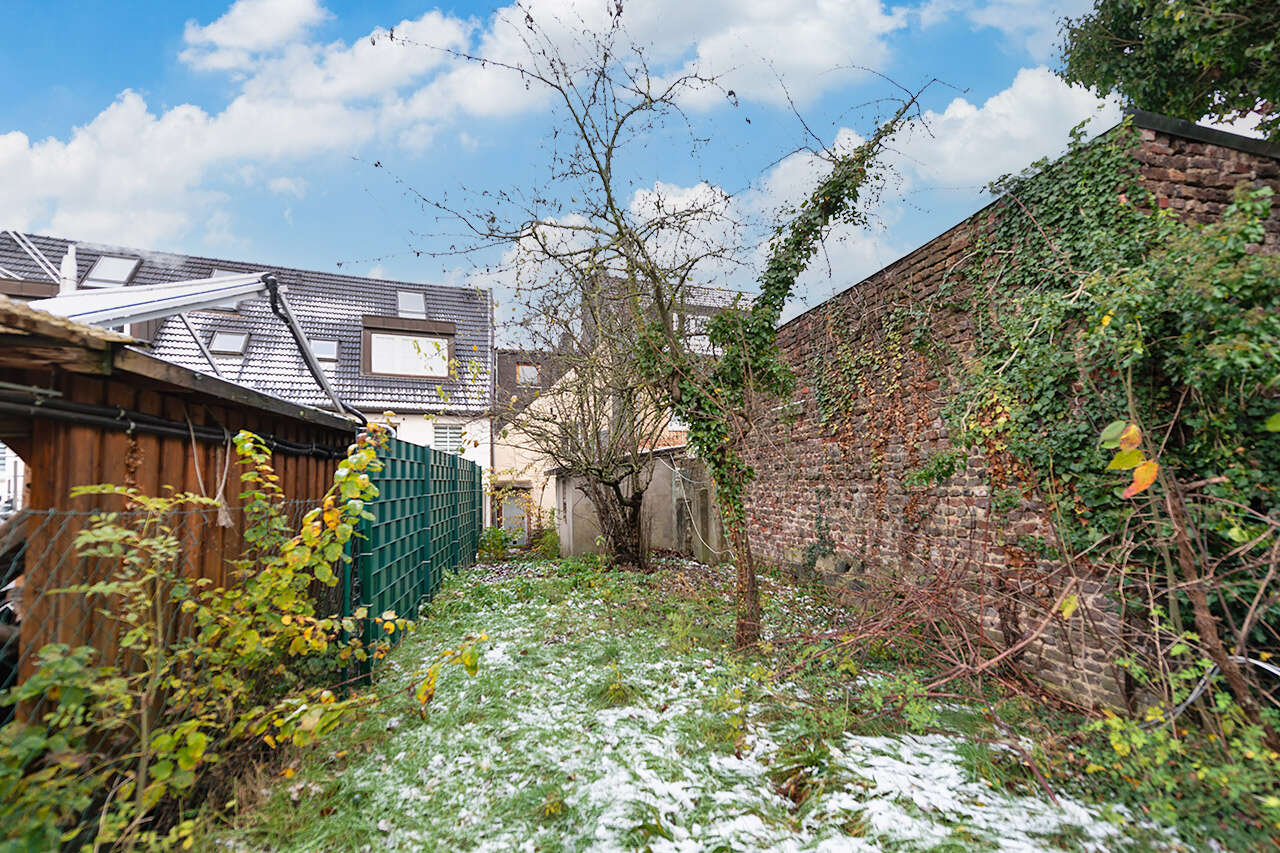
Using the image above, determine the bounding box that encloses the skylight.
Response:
[209,331,249,355]
[397,290,426,319]
[311,339,339,361]
[82,256,140,288]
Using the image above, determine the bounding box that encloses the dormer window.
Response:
[397,290,426,319]
[82,255,140,288]
[209,331,249,355]
[360,315,455,378]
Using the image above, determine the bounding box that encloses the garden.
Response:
[216,554,1217,852]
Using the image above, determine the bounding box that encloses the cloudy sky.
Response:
[1,0,1122,319]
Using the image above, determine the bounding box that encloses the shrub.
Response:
[0,427,482,849]
[533,527,560,559]
[477,526,516,561]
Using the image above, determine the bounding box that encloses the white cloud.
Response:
[889,66,1120,189]
[739,67,1120,317]
[920,0,1092,61]
[267,176,307,197]
[650,0,906,107]
[181,0,331,70]
[0,0,950,249]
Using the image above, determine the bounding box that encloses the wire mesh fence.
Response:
[0,500,320,724]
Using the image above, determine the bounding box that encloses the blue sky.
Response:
[1,0,1121,320]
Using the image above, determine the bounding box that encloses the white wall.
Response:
[0,444,23,511]
[369,412,493,526]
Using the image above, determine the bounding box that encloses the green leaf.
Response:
[1266,412,1280,432]
[1099,420,1127,447]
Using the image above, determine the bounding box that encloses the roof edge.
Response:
[115,348,358,433]
[1126,108,1280,160]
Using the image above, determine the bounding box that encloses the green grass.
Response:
[211,557,1186,852]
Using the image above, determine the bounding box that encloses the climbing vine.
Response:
[640,100,916,646]
[935,119,1280,827]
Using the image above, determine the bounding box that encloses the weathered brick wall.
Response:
[742,119,1280,708]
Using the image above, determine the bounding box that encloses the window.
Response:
[516,362,540,386]
[682,312,713,354]
[434,423,463,454]
[209,331,249,355]
[368,332,448,376]
[310,339,339,361]
[397,291,426,319]
[210,268,243,278]
[82,255,140,288]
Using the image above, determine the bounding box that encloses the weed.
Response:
[590,663,641,708]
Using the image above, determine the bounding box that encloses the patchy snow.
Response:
[238,562,1177,852]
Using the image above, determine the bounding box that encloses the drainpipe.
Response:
[262,273,367,426]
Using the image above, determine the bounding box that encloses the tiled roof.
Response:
[683,284,744,311]
[0,232,492,414]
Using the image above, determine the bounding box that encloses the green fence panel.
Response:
[352,436,482,663]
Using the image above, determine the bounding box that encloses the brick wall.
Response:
[742,115,1280,708]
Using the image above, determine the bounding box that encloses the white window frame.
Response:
[208,331,250,355]
[367,332,449,377]
[310,339,339,361]
[81,255,140,288]
[434,423,464,454]
[515,362,540,386]
[397,291,426,319]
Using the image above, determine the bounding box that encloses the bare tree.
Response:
[385,6,921,632]
[494,274,675,568]
[385,5,747,567]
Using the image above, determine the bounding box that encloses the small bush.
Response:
[590,663,641,708]
[533,527,560,559]
[478,526,517,561]
[0,428,484,850]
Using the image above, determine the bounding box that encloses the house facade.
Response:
[0,232,494,516]
[489,283,736,554]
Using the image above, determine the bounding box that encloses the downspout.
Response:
[488,287,496,527]
[262,273,367,426]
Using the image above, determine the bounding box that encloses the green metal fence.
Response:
[350,437,483,653]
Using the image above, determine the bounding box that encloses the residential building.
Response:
[0,232,494,514]
[490,282,737,554]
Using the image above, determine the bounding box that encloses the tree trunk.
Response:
[582,480,646,569]
[728,519,760,648]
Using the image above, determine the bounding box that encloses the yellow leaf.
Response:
[1059,593,1079,620]
[1106,449,1143,470]
[1118,424,1142,451]
[1123,460,1159,498]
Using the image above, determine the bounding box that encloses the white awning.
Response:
[28,274,279,326]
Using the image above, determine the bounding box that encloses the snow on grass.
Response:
[223,560,1176,852]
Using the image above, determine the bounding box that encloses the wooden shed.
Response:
[0,295,358,690]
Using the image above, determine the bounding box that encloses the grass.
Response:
[212,556,1188,852]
